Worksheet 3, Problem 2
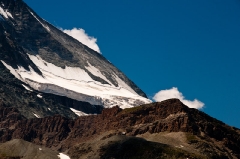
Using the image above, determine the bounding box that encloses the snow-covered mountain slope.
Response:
[1,54,150,108]
[0,0,151,114]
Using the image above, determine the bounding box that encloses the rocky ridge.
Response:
[0,99,239,158]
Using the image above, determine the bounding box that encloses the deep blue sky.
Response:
[24,0,240,128]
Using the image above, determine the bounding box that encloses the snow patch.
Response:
[58,153,70,159]
[0,6,8,18]
[70,108,88,116]
[175,145,184,148]
[28,54,93,82]
[6,11,13,19]
[28,10,50,32]
[22,84,33,92]
[37,94,42,98]
[0,7,13,19]
[33,113,40,118]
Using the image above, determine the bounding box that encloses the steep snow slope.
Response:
[0,0,151,111]
[1,55,150,108]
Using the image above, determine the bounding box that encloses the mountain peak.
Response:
[0,0,151,118]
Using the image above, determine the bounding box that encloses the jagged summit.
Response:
[0,0,151,118]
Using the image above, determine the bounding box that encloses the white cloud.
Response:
[153,87,204,109]
[62,28,101,53]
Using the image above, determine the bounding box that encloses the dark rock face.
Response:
[13,115,72,149]
[0,99,239,158]
[0,104,26,126]
[0,105,25,143]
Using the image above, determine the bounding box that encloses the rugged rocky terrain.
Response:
[1,0,240,158]
[0,99,239,158]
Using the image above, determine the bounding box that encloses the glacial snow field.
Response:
[1,54,151,109]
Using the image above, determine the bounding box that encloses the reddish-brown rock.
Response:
[0,99,239,157]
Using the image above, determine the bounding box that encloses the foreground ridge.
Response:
[0,99,239,158]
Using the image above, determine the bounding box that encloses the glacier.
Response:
[1,54,151,109]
